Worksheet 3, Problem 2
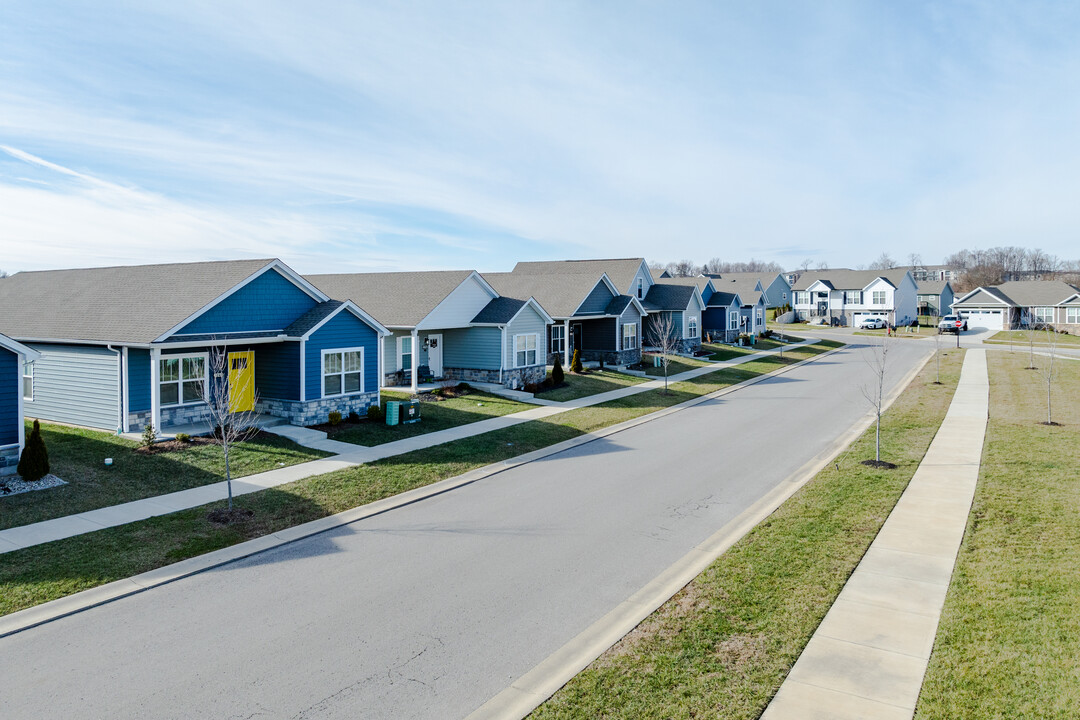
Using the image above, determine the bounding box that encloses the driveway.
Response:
[0,339,932,719]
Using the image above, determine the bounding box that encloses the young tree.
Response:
[647,313,682,393]
[933,326,943,384]
[861,334,894,464]
[550,354,565,386]
[201,347,261,512]
[1036,327,1059,425]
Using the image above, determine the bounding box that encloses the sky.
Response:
[2,1,1080,275]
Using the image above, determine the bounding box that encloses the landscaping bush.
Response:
[367,405,384,421]
[523,382,541,394]
[347,411,361,423]
[140,423,157,447]
[551,355,565,386]
[175,433,192,443]
[17,419,50,482]
[328,411,343,426]
[571,349,583,373]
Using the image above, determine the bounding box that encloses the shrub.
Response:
[175,433,192,443]
[328,411,343,426]
[17,419,50,482]
[571,349,583,373]
[367,405,384,421]
[598,355,605,370]
[141,422,157,447]
[551,355,565,386]
[347,411,361,423]
[523,382,541,393]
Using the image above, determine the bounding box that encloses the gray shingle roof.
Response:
[285,300,345,337]
[916,280,951,295]
[792,268,911,292]
[307,271,474,327]
[604,295,639,316]
[708,277,764,306]
[511,258,647,295]
[484,271,606,318]
[656,276,713,294]
[642,284,697,312]
[706,291,740,308]
[0,258,278,344]
[471,297,526,324]
[956,280,1080,307]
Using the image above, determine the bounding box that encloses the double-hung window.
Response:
[323,348,363,396]
[399,336,413,372]
[795,291,809,305]
[687,316,699,338]
[160,355,205,407]
[22,361,33,401]
[550,325,565,354]
[514,334,537,367]
[1033,307,1054,324]
[844,291,861,304]
[637,278,644,299]
[729,310,739,327]
[872,291,887,305]
[1067,307,1080,324]
[622,322,637,350]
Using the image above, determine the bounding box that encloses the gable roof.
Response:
[307,270,481,328]
[706,291,741,308]
[511,258,649,295]
[954,287,1013,306]
[484,271,609,318]
[916,280,952,296]
[642,283,699,312]
[792,268,912,292]
[953,281,1080,308]
[656,276,714,295]
[0,333,40,361]
[0,258,301,344]
[708,277,766,306]
[471,297,525,324]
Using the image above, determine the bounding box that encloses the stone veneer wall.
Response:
[0,444,19,477]
[579,348,641,366]
[129,393,379,431]
[383,366,546,390]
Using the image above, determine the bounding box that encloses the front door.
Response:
[426,334,443,377]
[228,351,255,413]
[571,323,583,352]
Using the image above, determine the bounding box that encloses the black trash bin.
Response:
[402,398,421,424]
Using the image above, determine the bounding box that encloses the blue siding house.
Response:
[0,259,389,434]
[0,334,40,476]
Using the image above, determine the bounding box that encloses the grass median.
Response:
[916,351,1080,719]
[530,348,963,720]
[0,341,840,618]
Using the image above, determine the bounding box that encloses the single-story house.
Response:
[916,280,954,318]
[0,259,389,434]
[951,280,1080,331]
[707,277,770,335]
[0,333,41,476]
[485,270,647,367]
[308,270,552,391]
[642,281,706,353]
[791,269,918,327]
[705,272,792,310]
[513,258,656,303]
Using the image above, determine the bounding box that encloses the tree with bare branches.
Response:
[861,334,894,466]
[1035,327,1059,425]
[201,346,261,512]
[647,313,682,393]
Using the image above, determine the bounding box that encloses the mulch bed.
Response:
[207,507,254,525]
[860,459,898,469]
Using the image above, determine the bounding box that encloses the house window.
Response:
[844,291,861,304]
[1033,307,1054,324]
[795,291,809,305]
[729,310,739,327]
[550,325,565,354]
[159,355,205,407]
[622,322,637,350]
[687,316,698,338]
[1067,307,1080,323]
[323,348,364,396]
[398,336,413,372]
[637,277,644,299]
[514,334,537,367]
[22,361,33,401]
[756,309,763,325]
[872,291,887,305]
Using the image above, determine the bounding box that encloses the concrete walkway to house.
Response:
[761,349,989,720]
[0,339,818,555]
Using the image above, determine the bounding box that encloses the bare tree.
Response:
[1035,327,1059,425]
[860,334,894,465]
[908,252,923,270]
[201,346,261,512]
[647,313,683,393]
[869,252,897,270]
[816,260,830,270]
[800,258,813,272]
[933,326,943,384]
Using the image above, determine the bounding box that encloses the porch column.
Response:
[410,328,419,393]
[563,319,570,368]
[150,346,161,431]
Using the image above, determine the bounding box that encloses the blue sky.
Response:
[2,1,1079,274]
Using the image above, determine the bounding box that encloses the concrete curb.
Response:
[0,342,845,640]
[464,346,935,720]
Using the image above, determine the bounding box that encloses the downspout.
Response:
[150,346,161,432]
[499,326,506,384]
[107,344,123,435]
[121,346,130,433]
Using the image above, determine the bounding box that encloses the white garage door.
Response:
[852,311,888,325]
[963,310,1004,330]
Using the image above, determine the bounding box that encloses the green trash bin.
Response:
[385,401,400,426]
[402,398,421,424]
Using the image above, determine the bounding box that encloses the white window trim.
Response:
[872,291,887,306]
[159,352,208,408]
[513,333,538,368]
[321,346,365,398]
[637,277,644,299]
[1066,307,1080,324]
[687,315,699,338]
[729,310,739,327]
[22,360,33,401]
[844,291,861,304]
[622,322,638,350]
[397,335,414,372]
[550,325,565,354]
[1033,306,1054,323]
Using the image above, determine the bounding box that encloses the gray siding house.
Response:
[952,281,1080,331]
[0,334,40,476]
[706,272,792,310]
[916,280,954,318]
[0,259,389,434]
[644,281,706,353]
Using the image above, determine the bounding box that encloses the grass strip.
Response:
[529,349,964,720]
[986,329,1080,347]
[916,351,1080,719]
[0,341,838,618]
[535,370,648,402]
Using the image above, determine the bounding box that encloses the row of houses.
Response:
[0,258,788,463]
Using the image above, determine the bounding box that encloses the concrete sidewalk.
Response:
[0,340,818,554]
[761,349,989,720]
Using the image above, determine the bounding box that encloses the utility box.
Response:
[402,398,421,424]
[385,401,400,426]
[653,354,662,367]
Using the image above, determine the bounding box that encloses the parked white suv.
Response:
[938,314,968,333]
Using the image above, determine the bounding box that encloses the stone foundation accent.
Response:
[161,404,212,428]
[1,444,20,477]
[578,348,641,366]
[258,392,379,426]
[499,365,546,390]
[126,410,154,432]
[384,366,546,390]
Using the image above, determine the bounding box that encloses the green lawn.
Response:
[853,328,932,339]
[985,329,1080,347]
[0,422,331,531]
[0,341,840,618]
[642,354,712,376]
[534,370,647,402]
[916,352,1080,719]
[322,389,533,446]
[531,349,964,720]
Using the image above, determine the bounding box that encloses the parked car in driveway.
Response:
[938,314,968,333]
[857,316,888,329]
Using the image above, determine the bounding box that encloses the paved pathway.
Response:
[0,340,816,554]
[761,348,989,720]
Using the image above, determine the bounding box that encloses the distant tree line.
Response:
[944,246,1080,292]
[648,258,785,278]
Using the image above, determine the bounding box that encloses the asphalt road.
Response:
[0,339,932,720]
